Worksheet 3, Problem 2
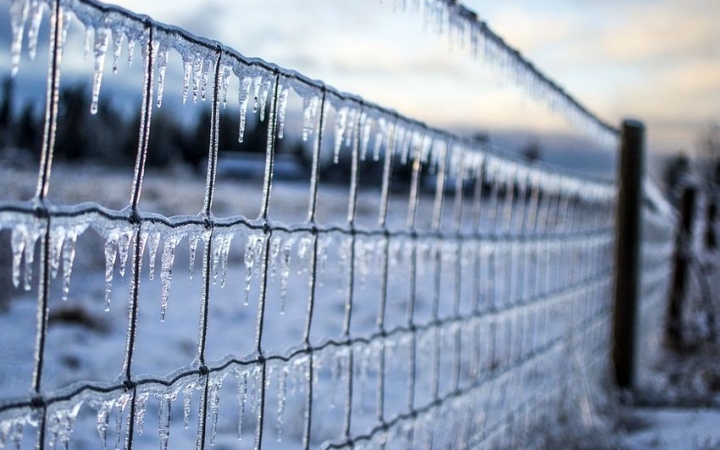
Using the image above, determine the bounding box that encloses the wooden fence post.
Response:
[666,185,697,349]
[612,119,645,389]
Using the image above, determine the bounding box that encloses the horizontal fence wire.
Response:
[0,0,677,449]
[387,0,620,145]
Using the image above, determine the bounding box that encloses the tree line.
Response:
[0,76,302,171]
[0,76,416,188]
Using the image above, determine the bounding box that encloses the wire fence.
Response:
[0,0,679,449]
[385,0,619,145]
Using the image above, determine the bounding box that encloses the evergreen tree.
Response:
[0,77,14,149]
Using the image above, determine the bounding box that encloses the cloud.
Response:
[598,3,720,64]
[489,7,585,55]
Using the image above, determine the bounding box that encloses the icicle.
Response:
[373,118,386,162]
[182,382,194,430]
[398,127,411,165]
[10,0,29,76]
[208,374,225,446]
[156,43,169,107]
[90,27,110,115]
[0,420,7,447]
[96,402,111,450]
[49,227,66,280]
[83,27,92,61]
[238,76,252,142]
[360,114,372,161]
[9,421,25,450]
[302,96,320,142]
[126,35,136,67]
[134,392,149,436]
[48,410,61,449]
[297,237,312,263]
[243,234,265,306]
[61,225,86,301]
[200,56,212,102]
[26,0,45,61]
[220,64,232,108]
[61,12,75,52]
[134,224,154,296]
[111,28,124,74]
[345,108,357,147]
[147,231,161,280]
[236,369,249,440]
[181,52,194,104]
[23,230,38,292]
[357,239,375,290]
[357,345,371,411]
[188,234,200,280]
[338,238,353,293]
[213,232,234,287]
[317,235,331,279]
[212,234,222,285]
[220,234,233,287]
[252,366,263,450]
[116,229,133,278]
[276,366,288,442]
[48,402,82,450]
[333,107,348,164]
[279,237,294,314]
[251,75,263,115]
[2,421,24,449]
[114,393,131,450]
[258,77,271,121]
[104,230,119,311]
[10,224,39,291]
[268,236,281,281]
[191,51,204,103]
[277,86,289,139]
[330,349,347,409]
[158,396,171,450]
[160,235,181,321]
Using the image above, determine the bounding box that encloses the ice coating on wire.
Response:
[384,0,619,146]
[0,0,678,450]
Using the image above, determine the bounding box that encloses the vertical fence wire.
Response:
[0,1,682,450]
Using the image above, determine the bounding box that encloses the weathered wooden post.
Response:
[612,119,645,389]
[666,185,697,349]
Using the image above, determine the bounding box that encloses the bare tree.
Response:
[695,122,720,184]
[521,140,542,164]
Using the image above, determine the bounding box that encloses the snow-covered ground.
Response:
[0,163,619,449]
[2,163,715,450]
[625,408,720,450]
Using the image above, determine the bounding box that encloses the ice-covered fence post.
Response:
[612,119,645,389]
[666,185,696,349]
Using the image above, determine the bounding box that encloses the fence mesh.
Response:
[0,0,677,449]
[635,182,678,389]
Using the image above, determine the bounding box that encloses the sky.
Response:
[96,0,720,157]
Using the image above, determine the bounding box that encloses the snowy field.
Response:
[2,163,716,450]
[0,161,621,450]
[2,159,711,450]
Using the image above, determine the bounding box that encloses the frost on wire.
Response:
[0,0,677,449]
